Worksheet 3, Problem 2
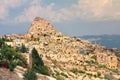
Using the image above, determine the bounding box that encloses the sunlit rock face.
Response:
[27,17,62,38]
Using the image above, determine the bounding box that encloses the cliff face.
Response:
[27,17,62,38]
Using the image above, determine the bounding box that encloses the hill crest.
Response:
[27,17,62,38]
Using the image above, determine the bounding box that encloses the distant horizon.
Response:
[1,26,120,37]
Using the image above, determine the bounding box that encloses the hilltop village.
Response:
[1,17,120,80]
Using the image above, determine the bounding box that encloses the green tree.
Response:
[32,48,44,67]
[20,43,27,53]
[1,45,16,61]
[0,38,4,48]
[23,68,37,80]
[9,61,17,71]
[31,48,50,76]
[0,45,27,71]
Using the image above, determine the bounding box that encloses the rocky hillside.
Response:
[24,17,120,80]
[0,68,21,80]
[2,17,120,80]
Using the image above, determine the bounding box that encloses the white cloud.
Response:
[0,6,8,20]
[14,0,71,23]
[0,0,27,20]
[75,0,120,20]
[13,0,120,23]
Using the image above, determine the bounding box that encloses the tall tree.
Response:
[20,43,27,53]
[31,48,50,76]
[32,48,44,68]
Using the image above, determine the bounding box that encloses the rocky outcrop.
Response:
[27,17,62,38]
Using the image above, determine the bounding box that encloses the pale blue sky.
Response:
[0,0,120,36]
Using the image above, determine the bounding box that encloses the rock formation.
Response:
[27,17,62,38]
[3,17,120,80]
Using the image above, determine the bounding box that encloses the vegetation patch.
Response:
[23,68,37,80]
[0,38,27,71]
[61,72,68,78]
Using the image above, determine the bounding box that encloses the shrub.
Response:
[61,72,68,78]
[93,74,97,78]
[78,70,85,74]
[86,73,93,76]
[111,69,119,74]
[91,55,97,60]
[55,71,60,76]
[0,44,27,70]
[56,77,62,80]
[70,68,78,73]
[97,72,101,77]
[104,74,111,80]
[23,68,37,80]
[9,61,17,71]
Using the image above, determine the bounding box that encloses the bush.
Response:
[23,68,37,80]
[91,55,97,60]
[86,73,93,76]
[56,77,62,80]
[61,72,68,78]
[98,64,107,68]
[78,70,85,74]
[9,61,17,71]
[97,72,101,77]
[93,74,97,78]
[0,44,27,70]
[104,74,111,80]
[70,68,78,73]
[111,69,119,74]
[55,71,60,76]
